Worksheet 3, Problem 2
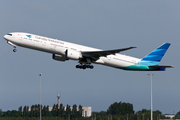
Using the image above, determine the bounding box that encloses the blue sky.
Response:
[0,1,179,114]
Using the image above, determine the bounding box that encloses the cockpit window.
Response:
[7,34,12,36]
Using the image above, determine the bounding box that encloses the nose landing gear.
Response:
[7,41,17,52]
[13,46,17,52]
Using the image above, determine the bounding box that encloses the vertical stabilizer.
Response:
[139,42,171,66]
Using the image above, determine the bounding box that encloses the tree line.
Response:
[0,101,179,120]
[91,101,173,120]
[0,103,83,119]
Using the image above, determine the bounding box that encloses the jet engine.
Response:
[65,49,82,60]
[52,54,67,62]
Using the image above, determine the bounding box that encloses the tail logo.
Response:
[139,43,171,66]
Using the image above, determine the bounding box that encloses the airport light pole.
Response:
[143,114,144,120]
[148,73,153,120]
[39,73,42,120]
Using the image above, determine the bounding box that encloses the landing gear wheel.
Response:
[75,64,94,69]
[90,65,94,69]
[13,49,17,52]
[83,65,86,69]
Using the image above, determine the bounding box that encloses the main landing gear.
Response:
[76,64,94,69]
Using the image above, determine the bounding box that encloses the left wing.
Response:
[81,47,136,60]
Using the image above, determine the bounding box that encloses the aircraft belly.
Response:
[101,57,132,68]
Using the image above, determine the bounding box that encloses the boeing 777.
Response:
[4,32,173,71]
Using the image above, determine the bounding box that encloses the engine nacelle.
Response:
[66,49,82,60]
[52,54,67,62]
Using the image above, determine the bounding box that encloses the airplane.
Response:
[3,32,173,71]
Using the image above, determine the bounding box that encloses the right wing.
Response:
[81,47,136,60]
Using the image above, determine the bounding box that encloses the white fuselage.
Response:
[4,32,141,69]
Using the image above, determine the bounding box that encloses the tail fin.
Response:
[139,42,171,66]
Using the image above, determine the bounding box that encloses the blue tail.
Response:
[139,42,171,66]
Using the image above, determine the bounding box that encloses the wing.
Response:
[81,47,136,60]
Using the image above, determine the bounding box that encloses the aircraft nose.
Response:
[4,35,8,40]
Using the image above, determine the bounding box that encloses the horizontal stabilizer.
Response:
[149,65,174,68]
[148,65,174,71]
